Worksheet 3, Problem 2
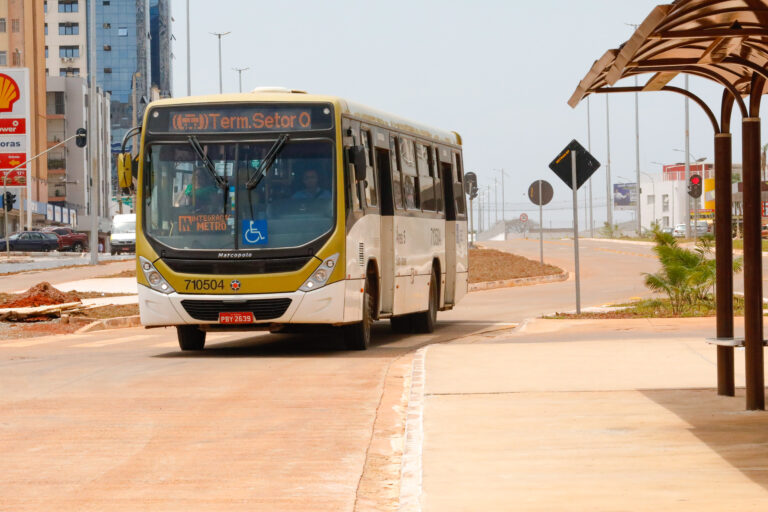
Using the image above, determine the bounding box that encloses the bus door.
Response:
[374,130,395,315]
[439,146,457,306]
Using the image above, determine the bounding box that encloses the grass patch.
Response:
[732,239,768,251]
[546,295,745,319]
[469,248,563,284]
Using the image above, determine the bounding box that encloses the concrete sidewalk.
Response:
[412,317,768,511]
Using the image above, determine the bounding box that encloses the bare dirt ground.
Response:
[468,248,563,283]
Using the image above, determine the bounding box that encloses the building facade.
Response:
[45,75,110,232]
[43,0,85,78]
[149,0,170,98]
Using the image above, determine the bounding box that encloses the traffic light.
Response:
[75,127,87,148]
[3,191,15,211]
[688,173,702,198]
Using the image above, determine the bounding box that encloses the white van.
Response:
[110,213,136,254]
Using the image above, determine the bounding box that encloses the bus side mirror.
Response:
[349,146,367,181]
[118,153,133,189]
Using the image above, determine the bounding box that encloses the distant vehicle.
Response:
[41,226,88,252]
[660,226,674,235]
[0,231,60,252]
[110,213,136,254]
[694,220,710,235]
[762,225,768,239]
[673,224,687,237]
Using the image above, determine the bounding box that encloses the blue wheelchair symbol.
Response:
[242,220,268,246]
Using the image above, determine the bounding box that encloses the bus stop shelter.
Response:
[569,0,768,410]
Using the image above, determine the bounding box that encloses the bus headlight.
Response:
[139,256,175,294]
[300,253,339,292]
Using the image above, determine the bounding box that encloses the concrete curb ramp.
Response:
[468,271,568,292]
[75,315,141,334]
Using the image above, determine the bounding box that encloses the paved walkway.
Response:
[414,317,768,511]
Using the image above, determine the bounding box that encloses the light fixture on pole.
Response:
[233,67,249,93]
[210,31,231,94]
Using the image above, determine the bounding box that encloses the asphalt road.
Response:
[0,239,729,510]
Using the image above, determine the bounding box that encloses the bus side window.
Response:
[432,147,444,213]
[400,138,420,210]
[390,136,404,209]
[417,143,434,211]
[345,145,363,212]
[453,152,466,215]
[361,129,378,207]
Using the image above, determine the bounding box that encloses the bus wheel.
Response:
[177,325,206,351]
[345,281,373,350]
[390,315,413,333]
[413,268,438,333]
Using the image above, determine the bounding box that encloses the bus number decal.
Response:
[184,279,225,291]
[430,228,442,246]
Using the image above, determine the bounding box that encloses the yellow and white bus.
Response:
[119,88,468,351]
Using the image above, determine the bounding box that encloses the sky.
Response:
[168,0,738,228]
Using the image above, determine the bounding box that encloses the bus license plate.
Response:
[218,312,255,324]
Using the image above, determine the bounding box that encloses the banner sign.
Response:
[613,183,637,210]
[0,68,30,207]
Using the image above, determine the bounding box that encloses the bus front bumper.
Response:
[138,281,346,327]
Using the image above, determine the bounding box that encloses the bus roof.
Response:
[145,91,462,146]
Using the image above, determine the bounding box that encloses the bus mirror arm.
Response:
[349,146,367,181]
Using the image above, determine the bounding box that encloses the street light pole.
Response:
[233,67,249,93]
[684,75,691,238]
[634,75,642,235]
[186,0,191,96]
[587,96,594,237]
[88,0,99,264]
[605,95,613,230]
[210,31,231,94]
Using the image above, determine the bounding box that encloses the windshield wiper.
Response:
[187,136,228,189]
[245,134,290,190]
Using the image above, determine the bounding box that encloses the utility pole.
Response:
[186,0,191,96]
[493,177,499,225]
[634,74,642,235]
[88,0,99,265]
[587,96,594,236]
[605,95,613,230]
[684,75,691,239]
[233,67,249,93]
[210,31,231,94]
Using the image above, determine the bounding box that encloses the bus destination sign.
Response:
[148,104,334,134]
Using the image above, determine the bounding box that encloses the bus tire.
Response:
[390,315,413,333]
[413,268,438,333]
[177,325,206,351]
[345,281,373,350]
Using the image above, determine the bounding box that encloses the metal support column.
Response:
[714,131,735,396]
[742,115,764,410]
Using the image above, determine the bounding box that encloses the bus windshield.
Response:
[145,139,334,251]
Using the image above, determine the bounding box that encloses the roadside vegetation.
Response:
[550,228,743,319]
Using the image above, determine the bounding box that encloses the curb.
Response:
[74,315,141,334]
[398,346,427,512]
[468,271,569,292]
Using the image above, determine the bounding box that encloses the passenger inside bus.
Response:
[292,169,331,199]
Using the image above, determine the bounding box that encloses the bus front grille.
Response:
[180,298,292,322]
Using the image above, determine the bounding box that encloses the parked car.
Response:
[694,220,710,235]
[660,226,674,235]
[110,213,136,254]
[673,224,687,237]
[762,225,768,239]
[41,227,88,252]
[0,231,60,252]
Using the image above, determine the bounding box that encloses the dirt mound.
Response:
[0,282,81,308]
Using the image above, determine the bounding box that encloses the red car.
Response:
[41,227,88,252]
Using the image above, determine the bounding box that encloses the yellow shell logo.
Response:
[0,74,20,113]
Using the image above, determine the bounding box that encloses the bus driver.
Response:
[292,169,331,199]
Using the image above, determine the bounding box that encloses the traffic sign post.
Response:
[464,172,478,246]
[528,179,553,264]
[549,140,601,315]
[519,212,528,239]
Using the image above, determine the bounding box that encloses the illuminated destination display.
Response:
[148,103,334,133]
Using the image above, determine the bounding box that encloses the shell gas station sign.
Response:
[0,69,29,188]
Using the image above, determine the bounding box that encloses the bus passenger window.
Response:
[453,153,466,215]
[400,138,419,210]
[361,130,377,207]
[417,143,434,211]
[390,137,404,209]
[433,147,443,213]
